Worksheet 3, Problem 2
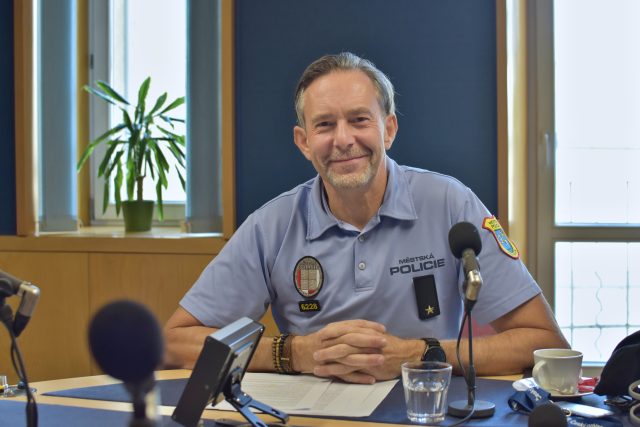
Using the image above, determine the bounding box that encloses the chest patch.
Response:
[293,256,324,298]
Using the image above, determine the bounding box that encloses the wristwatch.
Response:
[421,338,446,362]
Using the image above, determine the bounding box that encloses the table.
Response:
[14,370,519,426]
[4,370,631,426]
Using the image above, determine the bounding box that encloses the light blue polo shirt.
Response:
[180,157,540,339]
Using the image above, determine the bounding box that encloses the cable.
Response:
[442,310,475,427]
[1,303,38,427]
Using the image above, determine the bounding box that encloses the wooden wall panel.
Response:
[0,252,91,382]
[88,253,212,324]
[0,250,280,381]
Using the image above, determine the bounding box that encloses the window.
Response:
[89,0,187,224]
[33,0,227,234]
[530,0,640,363]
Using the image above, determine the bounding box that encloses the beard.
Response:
[322,148,379,189]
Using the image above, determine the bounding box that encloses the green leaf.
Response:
[123,109,134,133]
[95,80,129,105]
[155,180,164,221]
[105,150,125,180]
[164,140,186,168]
[144,151,156,180]
[98,142,121,177]
[77,124,126,171]
[147,92,167,117]
[158,96,185,115]
[136,77,151,122]
[102,179,110,214]
[84,85,119,107]
[126,157,135,200]
[152,146,169,188]
[157,126,184,142]
[175,166,186,191]
[114,161,123,216]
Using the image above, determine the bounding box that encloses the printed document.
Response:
[212,372,397,417]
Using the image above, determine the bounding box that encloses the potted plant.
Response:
[78,77,186,231]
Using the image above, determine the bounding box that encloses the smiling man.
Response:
[165,52,569,384]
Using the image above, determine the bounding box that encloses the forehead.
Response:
[303,70,380,112]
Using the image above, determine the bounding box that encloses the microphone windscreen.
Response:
[88,300,164,384]
[528,402,567,427]
[448,221,482,258]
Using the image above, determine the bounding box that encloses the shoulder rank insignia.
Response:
[482,216,520,259]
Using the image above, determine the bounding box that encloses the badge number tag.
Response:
[413,275,441,320]
[298,300,321,312]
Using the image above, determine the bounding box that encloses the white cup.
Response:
[532,348,583,395]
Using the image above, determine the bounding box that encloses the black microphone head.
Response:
[448,221,482,258]
[88,300,163,384]
[528,402,567,427]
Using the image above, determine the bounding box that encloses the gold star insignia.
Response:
[425,306,435,315]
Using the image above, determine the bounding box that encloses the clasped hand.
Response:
[293,319,419,384]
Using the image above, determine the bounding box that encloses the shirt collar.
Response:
[306,156,418,240]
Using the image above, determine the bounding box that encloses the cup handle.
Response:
[532,360,546,384]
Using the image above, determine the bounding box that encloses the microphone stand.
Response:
[447,296,495,419]
[125,377,157,427]
[0,292,38,427]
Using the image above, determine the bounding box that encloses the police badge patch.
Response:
[293,256,323,312]
[482,216,520,259]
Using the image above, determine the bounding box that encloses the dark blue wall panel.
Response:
[235,0,497,225]
[0,0,17,235]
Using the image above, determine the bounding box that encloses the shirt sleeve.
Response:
[453,186,541,325]
[179,212,274,327]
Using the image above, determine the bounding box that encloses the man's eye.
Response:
[353,116,369,123]
[316,121,332,128]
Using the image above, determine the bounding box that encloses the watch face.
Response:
[424,346,446,363]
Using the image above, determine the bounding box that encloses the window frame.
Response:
[87,0,185,226]
[528,0,640,358]
[16,0,237,238]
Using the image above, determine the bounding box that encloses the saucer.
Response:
[549,389,593,399]
[512,378,593,398]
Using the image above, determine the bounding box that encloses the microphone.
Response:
[447,222,495,419]
[89,300,164,427]
[448,222,483,312]
[0,270,41,337]
[528,402,568,427]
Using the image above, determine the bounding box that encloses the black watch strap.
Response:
[421,337,446,362]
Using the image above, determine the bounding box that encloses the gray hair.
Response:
[294,52,396,127]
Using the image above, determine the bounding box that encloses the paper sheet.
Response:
[211,372,397,417]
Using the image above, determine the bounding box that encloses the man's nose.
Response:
[334,120,354,148]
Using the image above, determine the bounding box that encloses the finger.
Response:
[313,362,360,377]
[337,353,385,367]
[314,344,383,362]
[318,320,386,340]
[335,372,377,385]
[320,332,387,350]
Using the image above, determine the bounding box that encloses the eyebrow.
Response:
[347,107,374,117]
[309,107,374,125]
[309,113,335,125]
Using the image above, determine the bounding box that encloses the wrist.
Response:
[412,339,427,362]
[272,334,299,374]
[290,335,307,374]
[420,337,447,362]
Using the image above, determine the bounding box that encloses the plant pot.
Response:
[122,200,155,232]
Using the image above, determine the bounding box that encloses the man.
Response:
[165,52,569,384]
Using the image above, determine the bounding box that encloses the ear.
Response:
[293,125,312,160]
[383,114,398,150]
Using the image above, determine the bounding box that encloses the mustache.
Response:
[328,149,371,162]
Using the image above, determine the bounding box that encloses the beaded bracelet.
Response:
[271,334,299,374]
